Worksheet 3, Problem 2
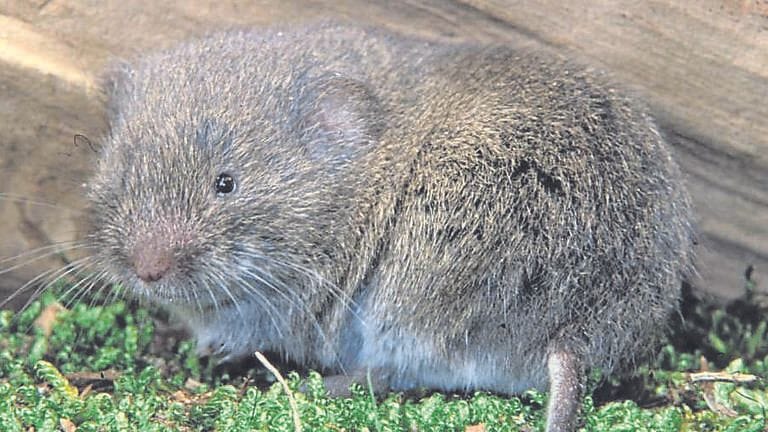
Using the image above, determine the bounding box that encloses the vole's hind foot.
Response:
[544,344,586,432]
[320,368,391,397]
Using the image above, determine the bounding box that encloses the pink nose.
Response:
[132,242,174,282]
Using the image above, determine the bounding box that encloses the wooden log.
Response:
[0,0,765,305]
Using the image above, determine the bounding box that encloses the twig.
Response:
[254,351,302,432]
[689,371,760,384]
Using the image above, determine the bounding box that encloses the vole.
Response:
[85,22,695,431]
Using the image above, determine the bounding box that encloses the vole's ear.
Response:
[99,60,134,123]
[295,74,383,166]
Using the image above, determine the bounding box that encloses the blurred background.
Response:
[1,0,766,307]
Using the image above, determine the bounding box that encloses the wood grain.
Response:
[0,0,765,303]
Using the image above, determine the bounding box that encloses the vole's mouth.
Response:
[118,268,195,306]
[127,277,185,305]
[125,266,249,314]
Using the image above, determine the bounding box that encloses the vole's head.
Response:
[87,31,381,311]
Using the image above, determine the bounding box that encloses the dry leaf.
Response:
[694,356,739,417]
[465,424,486,432]
[65,369,120,393]
[184,377,204,391]
[172,390,191,403]
[702,388,739,417]
[60,418,77,432]
[34,303,66,337]
[79,384,93,398]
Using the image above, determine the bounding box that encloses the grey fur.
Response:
[88,22,695,430]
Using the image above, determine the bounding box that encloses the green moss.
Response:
[1,285,767,431]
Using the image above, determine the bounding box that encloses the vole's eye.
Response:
[214,173,236,195]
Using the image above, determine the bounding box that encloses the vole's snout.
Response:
[131,236,175,283]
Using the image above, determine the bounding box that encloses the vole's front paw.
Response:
[195,335,232,361]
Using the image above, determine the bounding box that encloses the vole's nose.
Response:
[131,238,174,282]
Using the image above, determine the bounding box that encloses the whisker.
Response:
[264,253,365,326]
[203,277,221,314]
[188,275,204,317]
[0,193,82,213]
[0,241,84,266]
[0,245,91,275]
[31,256,100,306]
[6,256,98,336]
[98,272,124,308]
[66,272,119,355]
[240,264,347,374]
[83,273,114,309]
[58,270,104,310]
[240,267,305,317]
[228,271,285,340]
[203,266,243,319]
[1,255,91,310]
[241,248,352,305]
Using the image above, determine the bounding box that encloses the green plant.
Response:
[2,281,767,431]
